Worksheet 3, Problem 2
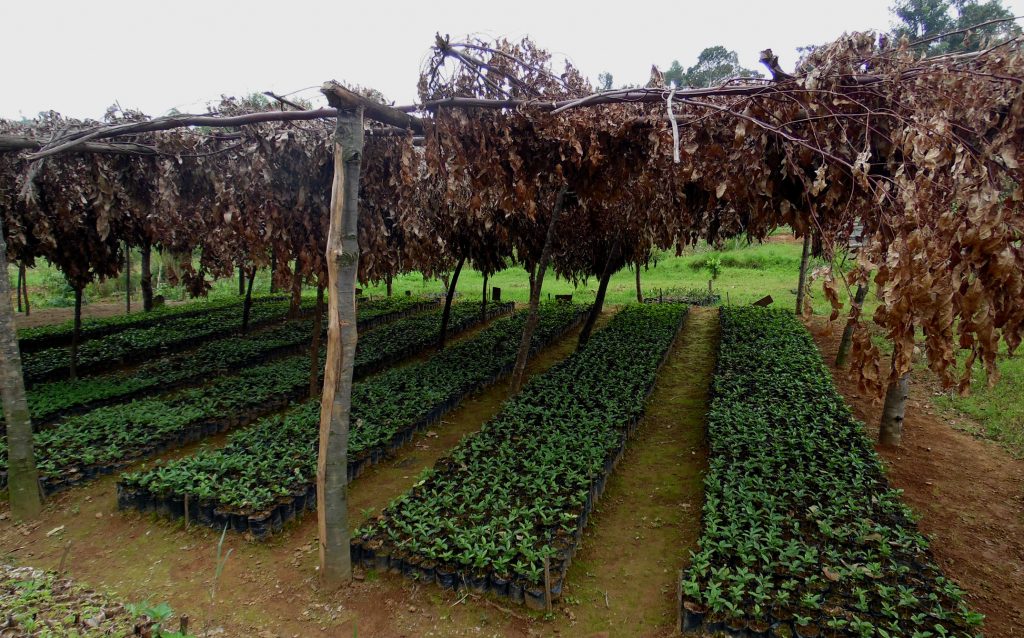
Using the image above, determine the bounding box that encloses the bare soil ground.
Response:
[4,304,1019,637]
[0,316,601,637]
[13,300,184,330]
[809,318,1024,638]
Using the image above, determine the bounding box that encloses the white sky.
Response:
[3,0,1021,119]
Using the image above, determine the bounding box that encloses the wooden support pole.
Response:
[635,263,643,303]
[481,273,488,323]
[270,250,278,293]
[16,263,24,313]
[438,256,465,350]
[835,284,868,367]
[241,268,256,333]
[316,106,364,589]
[510,185,567,394]
[140,242,153,312]
[879,366,910,447]
[0,216,42,519]
[289,256,304,319]
[578,246,619,351]
[796,233,811,314]
[125,242,131,315]
[70,286,83,380]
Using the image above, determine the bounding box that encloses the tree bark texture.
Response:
[270,250,278,293]
[241,268,256,333]
[16,263,23,313]
[310,284,325,398]
[0,219,42,519]
[879,369,910,447]
[578,246,619,351]
[510,186,568,394]
[835,284,868,367]
[289,257,303,319]
[70,286,83,380]
[125,242,131,315]
[481,274,489,323]
[385,274,393,297]
[796,232,812,314]
[141,242,153,312]
[238,265,245,296]
[316,108,363,589]
[635,262,643,303]
[438,256,465,350]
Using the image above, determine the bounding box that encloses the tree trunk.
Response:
[578,248,617,351]
[141,242,154,312]
[289,257,303,319]
[317,108,363,589]
[310,284,325,398]
[241,268,256,333]
[835,284,868,367]
[438,256,465,350]
[796,232,812,314]
[238,265,245,296]
[16,262,24,313]
[510,185,568,394]
[269,250,278,293]
[481,273,488,323]
[635,262,643,303]
[879,367,910,447]
[125,242,131,315]
[70,286,83,380]
[0,219,42,519]
[385,274,393,297]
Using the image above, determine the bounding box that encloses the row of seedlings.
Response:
[15,296,453,427]
[20,294,435,386]
[20,296,307,385]
[0,301,504,494]
[116,303,589,539]
[678,307,982,638]
[17,293,286,352]
[350,303,687,609]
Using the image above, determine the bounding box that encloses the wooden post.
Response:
[481,273,488,323]
[635,261,643,303]
[289,255,304,319]
[316,107,363,589]
[125,242,131,315]
[20,263,30,316]
[796,232,811,314]
[578,246,619,351]
[835,284,868,367]
[438,256,465,350]
[140,242,154,312]
[70,286,83,380]
[269,250,278,293]
[510,186,567,394]
[16,263,23,313]
[880,366,909,447]
[0,218,42,519]
[310,284,325,398]
[241,267,256,333]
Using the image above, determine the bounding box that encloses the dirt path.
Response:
[0,315,601,638]
[809,320,1024,638]
[546,306,716,637]
[13,300,188,330]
